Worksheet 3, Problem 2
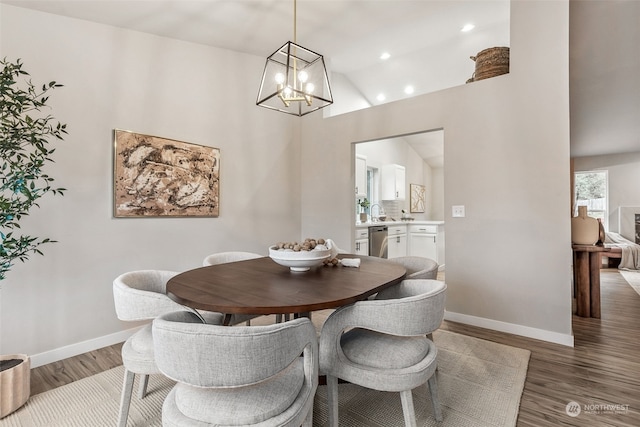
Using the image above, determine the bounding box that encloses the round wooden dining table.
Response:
[166,254,406,324]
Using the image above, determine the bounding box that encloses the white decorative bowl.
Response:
[268,246,331,272]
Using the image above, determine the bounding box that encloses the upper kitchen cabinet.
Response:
[355,154,367,197]
[381,164,405,200]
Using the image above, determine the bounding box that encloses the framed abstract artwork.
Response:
[410,184,426,213]
[113,130,220,217]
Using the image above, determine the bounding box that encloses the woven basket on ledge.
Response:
[467,46,510,82]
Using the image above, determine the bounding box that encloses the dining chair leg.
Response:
[399,390,418,427]
[302,405,313,427]
[427,333,439,373]
[326,375,340,427]
[427,374,443,421]
[118,369,135,427]
[137,373,149,399]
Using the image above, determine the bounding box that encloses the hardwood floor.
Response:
[29,342,123,396]
[30,269,640,426]
[441,268,640,427]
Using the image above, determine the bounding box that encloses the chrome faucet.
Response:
[370,204,384,219]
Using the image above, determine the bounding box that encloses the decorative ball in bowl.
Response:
[269,241,332,272]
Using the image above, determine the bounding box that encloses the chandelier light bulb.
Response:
[256,1,333,116]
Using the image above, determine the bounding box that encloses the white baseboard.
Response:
[30,311,574,368]
[445,311,575,347]
[29,327,142,368]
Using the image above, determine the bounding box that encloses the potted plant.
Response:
[0,355,30,418]
[0,57,67,417]
[358,198,370,223]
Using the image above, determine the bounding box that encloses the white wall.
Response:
[326,72,371,117]
[300,0,573,345]
[0,0,574,365]
[430,167,445,220]
[0,5,302,364]
[574,151,640,237]
[355,137,441,221]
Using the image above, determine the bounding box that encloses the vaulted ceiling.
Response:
[569,0,640,158]
[2,0,637,159]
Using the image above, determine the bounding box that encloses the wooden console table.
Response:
[572,244,609,318]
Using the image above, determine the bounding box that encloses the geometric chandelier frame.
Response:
[256,41,333,116]
[256,0,333,116]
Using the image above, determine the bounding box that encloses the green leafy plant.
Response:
[358,198,370,209]
[0,58,67,281]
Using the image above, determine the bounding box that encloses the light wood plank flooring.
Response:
[30,269,640,426]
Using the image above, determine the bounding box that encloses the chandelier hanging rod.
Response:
[255,0,333,116]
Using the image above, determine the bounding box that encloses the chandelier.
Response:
[256,0,333,116]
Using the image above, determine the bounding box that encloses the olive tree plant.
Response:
[0,58,67,281]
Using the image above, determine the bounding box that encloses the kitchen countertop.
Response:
[356,220,444,227]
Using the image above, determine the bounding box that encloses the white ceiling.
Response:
[569,0,640,158]
[403,130,444,169]
[0,0,509,108]
[2,0,637,160]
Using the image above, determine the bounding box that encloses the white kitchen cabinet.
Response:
[387,225,407,258]
[408,224,444,265]
[387,235,407,258]
[354,239,369,255]
[354,227,369,256]
[409,232,437,260]
[381,164,405,200]
[355,154,367,197]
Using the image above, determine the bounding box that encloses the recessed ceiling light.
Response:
[461,24,475,32]
[380,52,391,60]
[377,93,386,102]
[404,86,414,95]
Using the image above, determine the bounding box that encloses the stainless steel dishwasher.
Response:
[368,225,388,258]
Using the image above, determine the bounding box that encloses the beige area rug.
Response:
[620,270,640,297]
[0,330,529,427]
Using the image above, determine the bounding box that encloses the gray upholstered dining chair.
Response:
[389,256,439,280]
[112,270,223,427]
[153,311,319,427]
[319,279,447,426]
[202,250,264,324]
[202,250,262,266]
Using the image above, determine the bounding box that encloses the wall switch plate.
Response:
[452,205,465,218]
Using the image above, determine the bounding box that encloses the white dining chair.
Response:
[201,251,265,324]
[389,256,439,280]
[112,270,223,427]
[202,251,262,266]
[153,311,318,426]
[319,279,447,426]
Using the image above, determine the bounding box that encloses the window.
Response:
[574,171,608,227]
[366,167,379,204]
